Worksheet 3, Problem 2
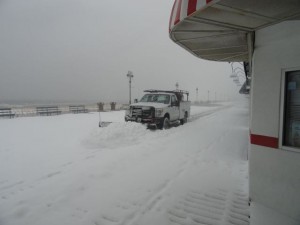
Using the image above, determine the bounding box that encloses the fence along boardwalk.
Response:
[36,106,61,116]
[0,103,123,118]
[69,105,88,113]
[0,108,15,118]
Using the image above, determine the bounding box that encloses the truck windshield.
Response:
[140,94,170,104]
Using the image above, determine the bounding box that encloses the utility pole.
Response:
[175,82,179,90]
[207,90,210,102]
[215,91,216,102]
[196,87,199,102]
[126,71,134,104]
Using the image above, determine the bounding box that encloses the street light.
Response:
[126,71,134,104]
[215,91,216,102]
[207,90,210,102]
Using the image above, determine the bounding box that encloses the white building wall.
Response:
[250,21,300,221]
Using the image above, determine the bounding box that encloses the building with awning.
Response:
[169,0,300,224]
[169,0,299,62]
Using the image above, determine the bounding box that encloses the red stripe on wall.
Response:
[174,0,183,25]
[250,133,279,149]
[169,0,177,32]
[187,0,197,16]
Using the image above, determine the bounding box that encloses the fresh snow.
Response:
[0,102,250,225]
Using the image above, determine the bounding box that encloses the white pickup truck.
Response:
[125,90,191,129]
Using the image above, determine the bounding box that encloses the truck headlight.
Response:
[155,108,163,117]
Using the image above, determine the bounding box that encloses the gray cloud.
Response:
[0,0,242,104]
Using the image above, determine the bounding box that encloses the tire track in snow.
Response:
[115,163,188,225]
[0,181,24,191]
[168,164,250,225]
[99,104,235,225]
[166,104,249,225]
[168,188,249,225]
[189,105,231,123]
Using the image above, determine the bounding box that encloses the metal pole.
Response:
[127,71,134,105]
[207,90,210,102]
[129,77,132,104]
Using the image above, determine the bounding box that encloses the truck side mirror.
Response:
[171,101,179,106]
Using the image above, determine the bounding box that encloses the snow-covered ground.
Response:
[0,101,250,225]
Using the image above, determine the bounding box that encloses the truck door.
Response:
[170,95,180,121]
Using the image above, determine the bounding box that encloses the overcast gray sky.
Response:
[0,0,242,104]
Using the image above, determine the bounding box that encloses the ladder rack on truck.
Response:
[144,89,189,101]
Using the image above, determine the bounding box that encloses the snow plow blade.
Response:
[99,122,112,127]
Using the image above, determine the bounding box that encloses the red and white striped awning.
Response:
[169,0,300,62]
[169,0,220,32]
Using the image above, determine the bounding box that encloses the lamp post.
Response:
[126,71,134,104]
[207,90,210,102]
[215,91,216,102]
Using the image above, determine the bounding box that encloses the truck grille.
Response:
[131,107,154,118]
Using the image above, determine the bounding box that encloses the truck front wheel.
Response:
[159,117,170,129]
